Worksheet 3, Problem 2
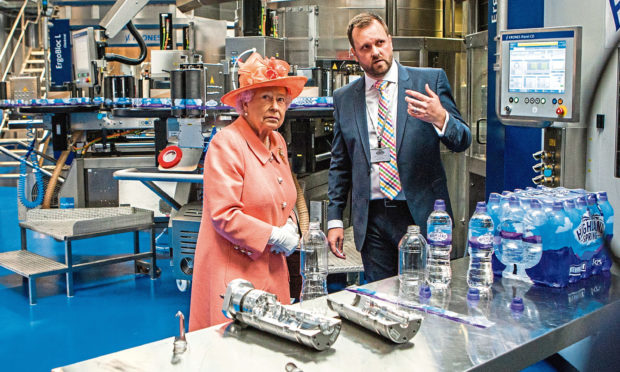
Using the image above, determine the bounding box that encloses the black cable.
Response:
[104,21,147,66]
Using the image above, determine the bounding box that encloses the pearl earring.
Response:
[244,112,248,116]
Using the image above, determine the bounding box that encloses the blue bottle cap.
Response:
[530,199,541,209]
[576,197,586,208]
[418,285,432,299]
[553,201,564,211]
[508,196,519,207]
[434,199,446,211]
[475,201,487,213]
[586,193,597,205]
[597,191,608,202]
[510,297,525,312]
[466,287,480,302]
[489,193,500,202]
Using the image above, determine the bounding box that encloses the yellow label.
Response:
[332,63,337,70]
[210,76,215,84]
[548,138,556,147]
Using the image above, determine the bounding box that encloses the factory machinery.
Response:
[0,0,475,294]
[1,0,617,297]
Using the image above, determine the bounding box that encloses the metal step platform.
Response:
[0,207,157,305]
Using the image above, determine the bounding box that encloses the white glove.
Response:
[269,219,299,256]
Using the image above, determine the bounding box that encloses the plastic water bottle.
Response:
[487,193,503,260]
[500,191,513,220]
[467,202,495,291]
[597,191,614,243]
[398,225,428,292]
[521,199,545,270]
[563,199,583,283]
[548,201,571,252]
[426,199,452,289]
[575,196,587,218]
[300,222,329,313]
[595,191,613,273]
[585,193,605,275]
[499,196,525,274]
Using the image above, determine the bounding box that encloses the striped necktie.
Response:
[374,80,402,200]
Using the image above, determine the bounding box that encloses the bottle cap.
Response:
[508,196,519,207]
[510,297,525,312]
[565,199,575,209]
[475,201,487,213]
[597,191,608,202]
[418,285,432,299]
[576,197,586,208]
[309,221,321,230]
[407,225,420,234]
[586,193,597,205]
[502,191,512,196]
[529,199,541,209]
[488,193,500,203]
[466,287,480,302]
[434,199,446,211]
[553,201,564,211]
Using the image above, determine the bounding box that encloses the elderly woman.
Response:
[189,53,308,330]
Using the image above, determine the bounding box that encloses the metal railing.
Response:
[0,0,42,82]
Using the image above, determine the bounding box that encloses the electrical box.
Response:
[72,28,98,89]
[498,26,582,125]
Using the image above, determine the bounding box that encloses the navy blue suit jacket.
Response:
[327,63,471,252]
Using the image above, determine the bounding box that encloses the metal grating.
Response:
[0,250,67,277]
[328,227,364,274]
[20,207,153,239]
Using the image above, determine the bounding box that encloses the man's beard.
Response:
[363,56,392,78]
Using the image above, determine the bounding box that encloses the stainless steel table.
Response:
[53,259,620,371]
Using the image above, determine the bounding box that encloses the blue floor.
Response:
[0,187,191,371]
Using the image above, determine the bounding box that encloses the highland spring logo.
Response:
[573,215,604,245]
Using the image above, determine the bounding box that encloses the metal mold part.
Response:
[222,279,341,351]
[327,294,423,343]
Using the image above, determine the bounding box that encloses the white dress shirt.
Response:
[328,62,449,230]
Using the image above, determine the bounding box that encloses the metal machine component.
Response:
[150,50,190,78]
[222,279,342,351]
[497,26,582,126]
[9,76,40,100]
[225,36,286,61]
[535,126,586,188]
[327,294,423,344]
[170,201,201,288]
[71,28,98,89]
[99,0,150,39]
[171,311,187,364]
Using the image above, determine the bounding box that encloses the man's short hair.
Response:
[347,13,389,49]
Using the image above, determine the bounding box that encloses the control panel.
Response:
[498,26,581,125]
[72,28,98,89]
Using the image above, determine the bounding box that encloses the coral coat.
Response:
[189,117,296,330]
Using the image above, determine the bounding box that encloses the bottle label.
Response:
[522,235,542,244]
[428,231,452,246]
[469,233,493,249]
[500,230,522,240]
[573,215,604,245]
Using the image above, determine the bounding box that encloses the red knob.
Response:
[556,106,565,116]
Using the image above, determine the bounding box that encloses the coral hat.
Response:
[221,52,308,107]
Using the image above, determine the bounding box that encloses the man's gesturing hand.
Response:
[405,84,447,130]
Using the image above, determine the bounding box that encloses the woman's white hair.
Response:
[234,87,293,115]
